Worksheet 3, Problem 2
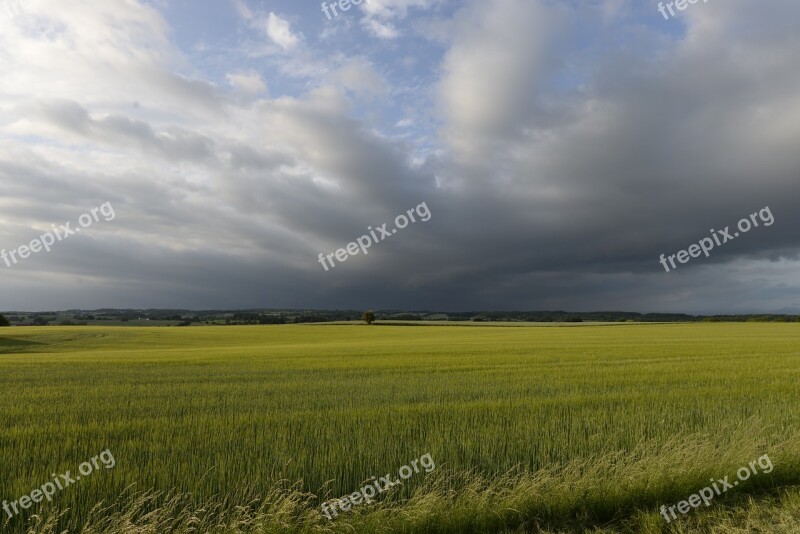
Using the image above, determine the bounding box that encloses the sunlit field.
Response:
[2,323,800,533]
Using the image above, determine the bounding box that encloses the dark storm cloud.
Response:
[1,0,799,314]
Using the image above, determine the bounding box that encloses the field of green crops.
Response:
[2,323,800,533]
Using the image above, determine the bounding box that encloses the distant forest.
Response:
[1,309,799,326]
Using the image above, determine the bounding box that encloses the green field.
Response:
[2,324,800,533]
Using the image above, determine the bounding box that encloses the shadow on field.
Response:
[0,337,47,354]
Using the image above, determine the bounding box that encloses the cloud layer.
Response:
[0,0,798,313]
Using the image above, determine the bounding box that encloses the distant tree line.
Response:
[230,313,287,325]
[2,309,799,327]
[378,311,800,323]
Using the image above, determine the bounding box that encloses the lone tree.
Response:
[362,310,375,325]
[0,314,9,327]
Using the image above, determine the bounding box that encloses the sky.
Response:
[0,0,798,314]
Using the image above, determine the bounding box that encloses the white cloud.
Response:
[362,19,400,39]
[360,0,439,20]
[226,71,268,96]
[266,12,299,50]
[437,0,563,163]
[0,0,219,118]
[359,0,440,38]
[230,0,254,21]
[331,58,387,97]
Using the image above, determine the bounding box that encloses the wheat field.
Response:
[1,323,800,533]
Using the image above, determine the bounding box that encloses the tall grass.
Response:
[12,429,800,533]
[1,324,800,532]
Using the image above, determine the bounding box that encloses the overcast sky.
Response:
[0,0,798,313]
